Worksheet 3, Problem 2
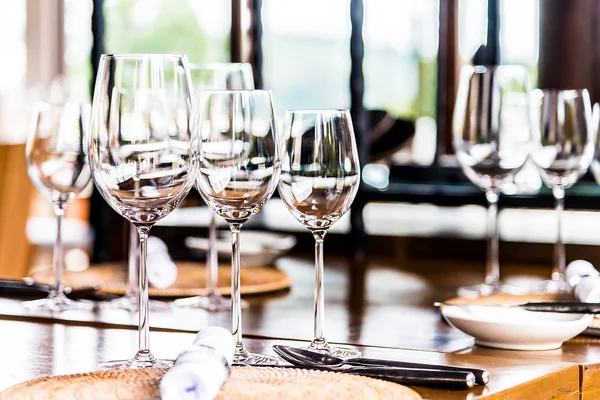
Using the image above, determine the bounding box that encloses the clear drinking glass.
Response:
[25,102,93,312]
[175,63,254,311]
[88,54,197,369]
[102,223,170,312]
[195,90,280,365]
[531,89,595,293]
[278,109,361,359]
[453,65,532,298]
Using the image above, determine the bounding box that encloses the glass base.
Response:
[23,291,95,312]
[98,351,173,370]
[101,291,170,312]
[233,344,280,366]
[174,291,248,311]
[531,279,571,294]
[457,282,525,299]
[307,339,362,359]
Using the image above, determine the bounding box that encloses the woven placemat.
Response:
[0,367,422,400]
[30,262,291,297]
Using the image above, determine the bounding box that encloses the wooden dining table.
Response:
[1,253,600,399]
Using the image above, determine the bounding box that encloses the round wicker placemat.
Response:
[0,367,422,400]
[30,262,291,297]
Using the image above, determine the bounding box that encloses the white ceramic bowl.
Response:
[442,305,593,350]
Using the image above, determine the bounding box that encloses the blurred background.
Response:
[1,0,600,283]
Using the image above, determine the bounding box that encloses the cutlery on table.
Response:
[434,301,600,314]
[273,345,479,389]
[0,278,99,299]
[273,345,488,385]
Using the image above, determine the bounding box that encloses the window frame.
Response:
[86,0,600,260]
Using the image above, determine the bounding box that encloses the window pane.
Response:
[0,2,26,93]
[363,0,438,119]
[458,0,539,83]
[500,0,538,85]
[0,1,27,143]
[262,0,351,116]
[64,0,94,103]
[458,0,487,63]
[104,0,230,64]
[363,0,439,167]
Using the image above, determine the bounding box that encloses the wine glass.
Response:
[531,89,595,293]
[453,65,532,298]
[88,54,197,369]
[278,109,361,359]
[25,102,93,312]
[195,89,280,365]
[175,63,254,311]
[102,223,170,312]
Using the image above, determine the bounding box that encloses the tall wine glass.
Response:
[278,110,361,358]
[102,223,170,312]
[453,65,531,298]
[175,63,254,311]
[89,54,197,369]
[25,102,93,312]
[531,89,595,293]
[195,90,280,365]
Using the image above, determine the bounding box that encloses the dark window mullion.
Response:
[250,0,263,89]
[349,0,367,256]
[90,0,115,263]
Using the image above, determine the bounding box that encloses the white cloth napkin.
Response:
[147,236,177,289]
[160,326,234,400]
[566,260,600,302]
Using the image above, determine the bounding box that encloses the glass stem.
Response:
[52,203,66,296]
[127,223,138,295]
[311,229,328,349]
[484,189,500,287]
[136,225,152,356]
[207,213,219,295]
[552,186,566,282]
[230,223,243,349]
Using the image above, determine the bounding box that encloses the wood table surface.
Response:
[1,254,600,399]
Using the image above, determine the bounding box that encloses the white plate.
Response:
[441,305,593,350]
[185,231,297,267]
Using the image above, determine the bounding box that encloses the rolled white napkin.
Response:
[566,260,600,302]
[160,326,234,400]
[574,276,600,303]
[147,236,178,289]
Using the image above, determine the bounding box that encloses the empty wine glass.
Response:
[89,54,197,369]
[102,223,170,312]
[175,63,254,311]
[25,102,93,312]
[195,89,280,365]
[190,62,254,91]
[531,89,595,293]
[453,65,532,297]
[278,110,361,359]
